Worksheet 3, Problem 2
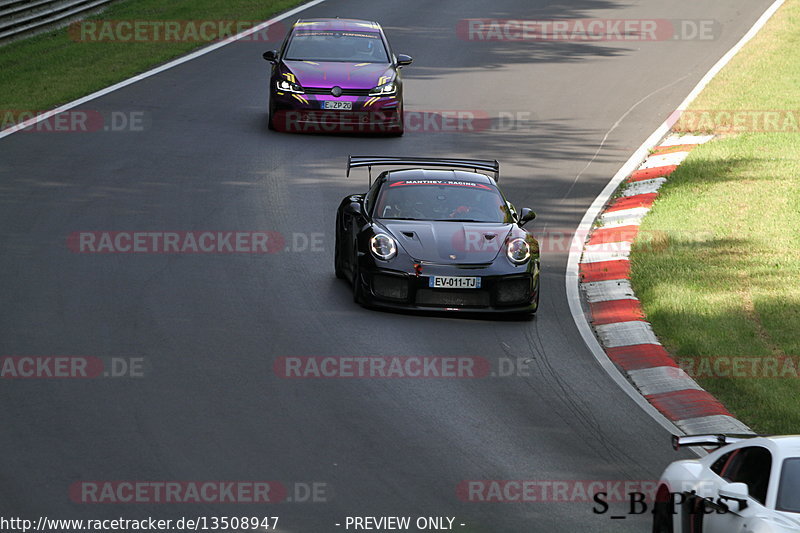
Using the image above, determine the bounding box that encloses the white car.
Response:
[654,434,800,533]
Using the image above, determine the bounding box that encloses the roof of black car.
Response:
[383,169,495,184]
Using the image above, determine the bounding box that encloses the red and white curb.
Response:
[579,133,753,437]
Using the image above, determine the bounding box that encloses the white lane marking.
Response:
[640,152,691,169]
[676,415,752,436]
[584,241,632,255]
[559,74,690,202]
[659,134,715,147]
[621,177,667,197]
[0,0,327,140]
[595,321,660,348]
[582,279,637,303]
[566,0,786,441]
[628,366,703,396]
[598,207,649,227]
[581,245,631,264]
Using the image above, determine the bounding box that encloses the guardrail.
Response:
[0,0,115,42]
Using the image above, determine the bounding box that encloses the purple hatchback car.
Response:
[263,18,412,135]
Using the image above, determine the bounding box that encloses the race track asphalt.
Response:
[0,0,774,531]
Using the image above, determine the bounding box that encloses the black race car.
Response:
[335,157,540,314]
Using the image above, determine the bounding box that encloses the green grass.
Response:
[0,0,302,113]
[630,0,800,434]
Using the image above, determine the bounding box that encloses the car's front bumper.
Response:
[270,91,401,133]
[355,260,540,314]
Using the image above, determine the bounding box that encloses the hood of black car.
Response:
[380,220,512,264]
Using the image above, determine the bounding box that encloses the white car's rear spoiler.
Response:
[672,434,760,451]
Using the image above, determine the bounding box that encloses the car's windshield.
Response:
[777,458,800,513]
[285,30,389,63]
[374,179,514,223]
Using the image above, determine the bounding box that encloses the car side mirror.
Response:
[344,201,363,216]
[519,208,536,226]
[719,482,749,512]
[396,54,413,67]
[263,50,278,62]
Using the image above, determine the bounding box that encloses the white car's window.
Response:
[720,446,772,505]
[711,450,737,476]
[777,458,800,513]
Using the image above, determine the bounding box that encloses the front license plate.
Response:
[323,100,352,110]
[429,276,481,289]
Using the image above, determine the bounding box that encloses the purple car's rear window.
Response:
[285,30,389,63]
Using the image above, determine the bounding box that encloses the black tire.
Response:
[352,260,363,304]
[517,278,540,318]
[334,214,346,279]
[267,97,279,131]
[652,486,674,533]
[388,108,404,136]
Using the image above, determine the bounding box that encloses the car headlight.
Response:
[370,233,397,261]
[368,80,396,97]
[276,78,304,94]
[506,238,531,264]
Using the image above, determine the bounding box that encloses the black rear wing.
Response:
[347,156,500,184]
[672,434,759,451]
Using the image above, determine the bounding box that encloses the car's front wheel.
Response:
[352,261,363,304]
[388,106,404,137]
[334,213,346,279]
[267,95,280,131]
[652,485,674,533]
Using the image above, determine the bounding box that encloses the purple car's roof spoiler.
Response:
[347,156,500,185]
[672,433,760,451]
